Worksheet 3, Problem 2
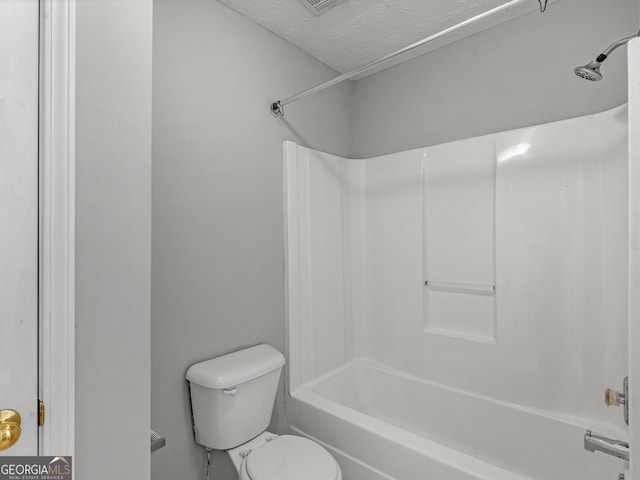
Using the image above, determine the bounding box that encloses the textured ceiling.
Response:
[217,0,550,76]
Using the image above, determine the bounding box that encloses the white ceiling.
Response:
[217,0,548,76]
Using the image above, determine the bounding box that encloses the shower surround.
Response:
[284,105,629,479]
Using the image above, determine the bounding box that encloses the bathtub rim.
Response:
[295,358,627,442]
[287,381,535,480]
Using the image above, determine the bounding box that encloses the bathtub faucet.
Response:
[584,430,629,461]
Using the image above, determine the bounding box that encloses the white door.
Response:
[0,0,40,456]
[629,37,640,480]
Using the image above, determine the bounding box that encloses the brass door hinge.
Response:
[38,400,45,427]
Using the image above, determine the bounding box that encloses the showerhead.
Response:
[574,30,640,82]
[574,60,603,82]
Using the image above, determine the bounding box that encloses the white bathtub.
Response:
[284,107,630,480]
[286,360,627,480]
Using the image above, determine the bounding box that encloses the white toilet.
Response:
[186,344,342,480]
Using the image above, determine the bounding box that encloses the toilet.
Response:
[186,344,342,480]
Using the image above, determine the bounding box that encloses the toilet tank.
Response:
[186,344,285,450]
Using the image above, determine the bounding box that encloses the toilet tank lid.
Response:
[186,344,285,389]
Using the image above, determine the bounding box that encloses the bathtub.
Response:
[283,107,630,480]
[286,360,626,480]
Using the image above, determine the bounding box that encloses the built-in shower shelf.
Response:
[423,280,497,343]
[424,280,495,295]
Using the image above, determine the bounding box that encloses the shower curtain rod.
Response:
[270,0,531,117]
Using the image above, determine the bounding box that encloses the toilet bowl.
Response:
[186,344,342,480]
[229,432,341,480]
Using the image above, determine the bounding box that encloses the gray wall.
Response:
[353,0,638,157]
[75,0,153,478]
[151,1,352,479]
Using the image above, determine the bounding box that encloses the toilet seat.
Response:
[239,435,340,480]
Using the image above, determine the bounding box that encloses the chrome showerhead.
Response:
[574,60,603,81]
[574,30,640,82]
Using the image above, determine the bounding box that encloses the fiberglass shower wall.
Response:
[286,105,628,424]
